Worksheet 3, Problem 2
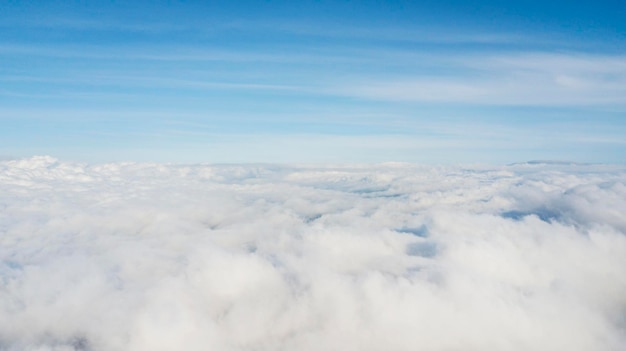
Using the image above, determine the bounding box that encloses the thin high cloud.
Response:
[3,41,624,108]
[0,15,530,46]
[1,157,625,350]
[334,53,626,106]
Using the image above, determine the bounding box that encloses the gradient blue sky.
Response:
[1,0,625,164]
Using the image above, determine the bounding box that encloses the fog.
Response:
[1,156,625,350]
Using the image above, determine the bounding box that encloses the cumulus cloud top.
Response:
[1,157,626,350]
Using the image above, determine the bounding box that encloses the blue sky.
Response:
[1,0,625,164]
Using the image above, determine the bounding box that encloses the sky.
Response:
[1,0,625,164]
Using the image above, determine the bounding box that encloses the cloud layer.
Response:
[1,157,625,350]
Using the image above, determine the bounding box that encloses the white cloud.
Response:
[1,157,625,350]
[334,53,626,106]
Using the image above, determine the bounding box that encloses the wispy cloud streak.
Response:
[332,53,626,106]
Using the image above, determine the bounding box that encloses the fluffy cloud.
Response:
[1,157,625,350]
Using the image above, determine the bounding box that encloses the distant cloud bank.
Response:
[1,156,625,350]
